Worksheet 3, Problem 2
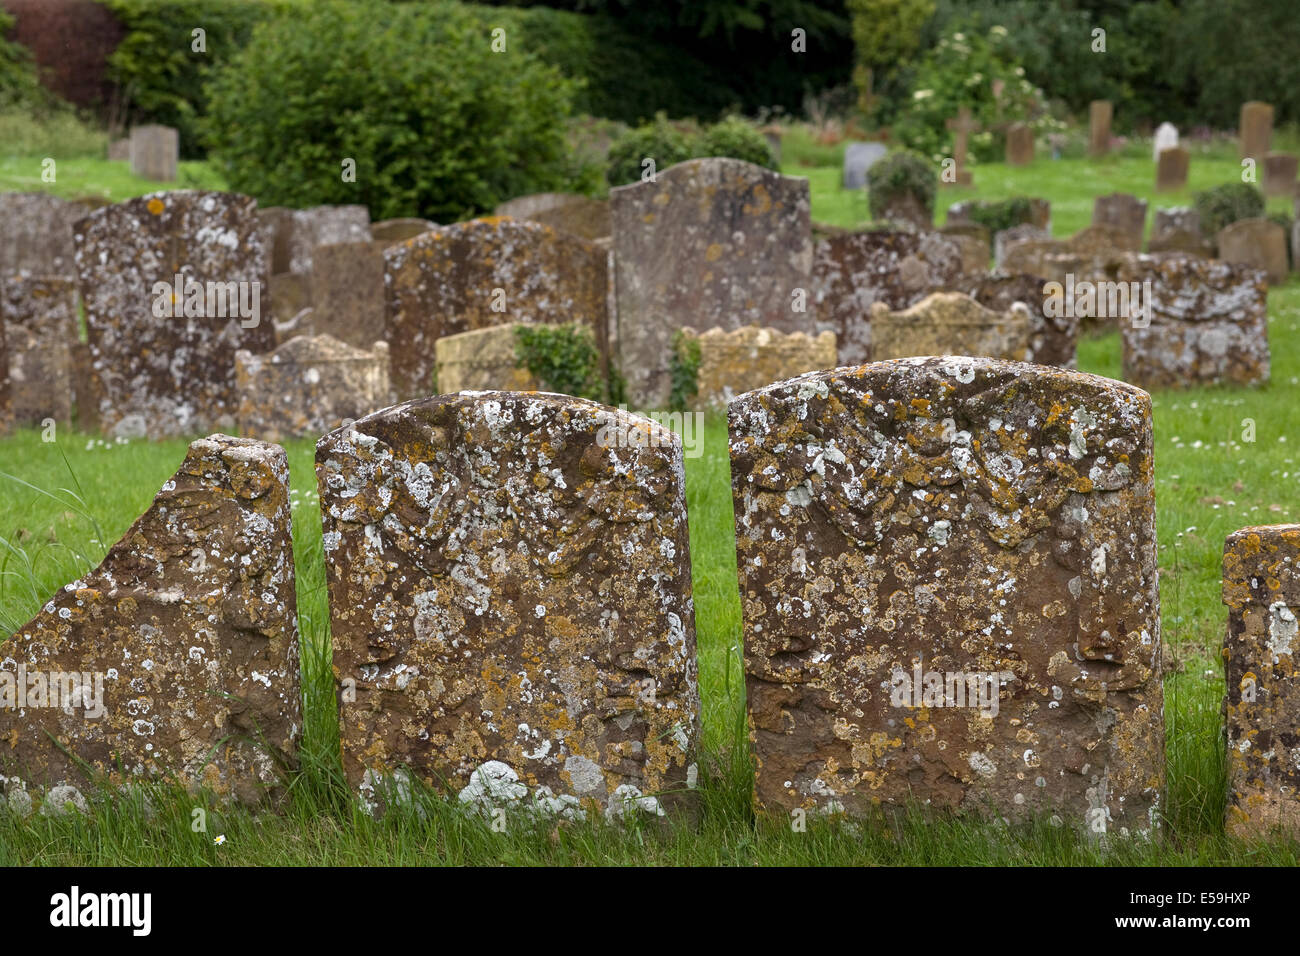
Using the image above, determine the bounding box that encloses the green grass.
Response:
[3,149,1300,864]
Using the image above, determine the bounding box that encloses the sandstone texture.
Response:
[679,324,836,411]
[433,323,540,395]
[2,275,78,425]
[869,291,1031,362]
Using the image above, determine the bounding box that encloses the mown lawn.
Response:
[1,150,1299,864]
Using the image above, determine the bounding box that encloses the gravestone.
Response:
[611,158,812,408]
[318,392,700,819]
[842,142,887,190]
[1263,152,1299,198]
[371,218,437,245]
[0,435,300,807]
[1149,207,1208,256]
[730,357,1163,835]
[269,272,312,326]
[495,194,610,241]
[286,205,371,275]
[1217,218,1288,285]
[946,271,1077,368]
[1155,147,1189,192]
[1092,193,1148,247]
[677,325,837,410]
[1222,525,1300,839]
[2,275,78,425]
[1089,100,1113,156]
[810,230,966,366]
[869,292,1030,361]
[939,224,992,274]
[994,223,1051,270]
[128,124,179,181]
[1000,237,1071,280]
[1118,255,1269,388]
[433,323,540,395]
[258,206,295,275]
[385,218,609,401]
[1005,123,1034,165]
[1240,101,1274,160]
[73,190,274,438]
[944,108,980,185]
[310,241,386,349]
[1152,122,1178,161]
[0,192,90,278]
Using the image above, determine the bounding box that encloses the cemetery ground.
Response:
[2,143,1300,865]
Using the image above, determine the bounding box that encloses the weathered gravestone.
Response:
[1155,147,1189,192]
[994,223,1051,270]
[730,357,1163,835]
[286,205,371,275]
[1240,101,1274,160]
[946,271,1078,368]
[677,325,837,411]
[1217,218,1288,285]
[1152,122,1178,161]
[1149,207,1207,255]
[2,276,78,425]
[1262,152,1299,198]
[0,192,90,278]
[1117,255,1269,388]
[938,223,991,274]
[235,334,390,442]
[73,191,274,438]
[0,435,300,808]
[869,292,1030,362]
[371,218,437,245]
[1005,123,1034,166]
[944,108,979,185]
[1092,193,1148,247]
[128,124,179,181]
[318,392,700,819]
[310,241,386,349]
[495,193,611,241]
[1089,100,1112,156]
[385,218,609,401]
[810,230,966,366]
[433,323,540,395]
[269,272,313,327]
[842,142,887,190]
[1222,525,1300,839]
[611,158,812,408]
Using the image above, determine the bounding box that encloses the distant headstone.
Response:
[939,224,992,274]
[1005,123,1034,165]
[2,275,78,425]
[677,325,837,411]
[1262,152,1299,198]
[371,218,437,245]
[0,192,90,278]
[1240,101,1274,160]
[433,324,540,395]
[495,195,610,241]
[128,124,179,181]
[869,291,1030,361]
[946,271,1077,368]
[269,272,313,327]
[1217,217,1288,285]
[842,142,887,190]
[310,241,386,349]
[1092,193,1148,247]
[1149,207,1208,256]
[1152,122,1178,161]
[1089,100,1113,156]
[994,223,1050,270]
[944,108,980,185]
[1155,147,1189,192]
[286,205,371,275]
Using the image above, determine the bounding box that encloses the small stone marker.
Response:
[495,193,610,241]
[869,291,1030,361]
[730,357,1163,835]
[1149,207,1207,255]
[1089,100,1112,156]
[128,124,179,181]
[842,142,887,190]
[1155,147,1189,192]
[310,240,386,349]
[1092,193,1148,247]
[2,275,78,425]
[944,108,980,185]
[433,323,540,394]
[1152,122,1178,161]
[1005,123,1034,165]
[1240,101,1274,160]
[1222,525,1300,839]
[0,435,301,807]
[0,192,90,279]
[676,325,836,410]
[235,334,390,442]
[1217,217,1288,285]
[1262,152,1299,198]
[318,392,700,819]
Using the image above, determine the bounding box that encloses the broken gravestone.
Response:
[944,272,1077,368]
[869,291,1030,362]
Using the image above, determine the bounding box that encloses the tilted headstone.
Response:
[842,142,887,190]
[385,217,609,401]
[1149,207,1207,256]
[945,271,1077,368]
[677,325,837,410]
[611,158,812,408]
[1118,255,1269,388]
[1152,122,1178,161]
[1155,147,1189,192]
[730,357,1163,835]
[73,191,274,438]
[2,275,78,425]
[310,241,386,349]
[128,124,179,181]
[0,192,90,278]
[318,392,700,819]
[1262,152,1299,198]
[1240,101,1274,161]
[1217,217,1288,285]
[1005,123,1034,165]
[1089,100,1112,156]
[371,218,438,245]
[495,193,610,241]
[811,230,966,365]
[433,323,540,395]
[1222,525,1300,839]
[0,435,300,808]
[869,291,1030,361]
[1092,193,1148,247]
[235,334,390,442]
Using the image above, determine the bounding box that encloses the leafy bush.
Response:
[0,107,104,156]
[866,150,936,222]
[668,330,701,414]
[697,115,778,169]
[514,323,605,402]
[0,9,57,113]
[957,197,1035,235]
[606,114,776,186]
[203,0,579,221]
[1194,183,1265,237]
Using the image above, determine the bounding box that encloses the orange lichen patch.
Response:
[146,197,165,215]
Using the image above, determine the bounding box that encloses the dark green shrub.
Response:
[203,0,578,221]
[1194,183,1265,238]
[866,150,936,222]
[959,197,1035,235]
[0,9,59,112]
[605,114,696,187]
[668,331,701,414]
[696,115,777,170]
[514,323,605,402]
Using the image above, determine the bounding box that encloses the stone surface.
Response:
[1118,255,1269,388]
[433,323,540,395]
[994,223,1051,270]
[235,334,390,442]
[371,218,438,245]
[1217,217,1288,285]
[128,124,178,181]
[842,142,887,190]
[1155,147,1189,192]
[0,192,90,278]
[107,137,130,162]
[611,158,812,408]
[286,205,371,275]
[1240,101,1274,160]
[946,271,1077,368]
[2,275,78,425]
[73,190,274,439]
[495,194,610,240]
[811,230,966,366]
[269,271,312,326]
[944,108,980,186]
[869,291,1030,362]
[1005,123,1034,165]
[730,356,1163,835]
[1152,122,1178,161]
[384,217,609,401]
[938,227,991,275]
[1089,100,1112,156]
[0,435,300,805]
[1262,152,1298,198]
[318,391,700,818]
[1092,193,1148,247]
[1222,525,1300,839]
[1148,207,1208,256]
[310,241,387,350]
[0,319,9,435]
[679,324,836,410]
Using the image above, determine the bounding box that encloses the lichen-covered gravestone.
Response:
[318,392,700,819]
[946,272,1077,368]
[1222,525,1300,838]
[1149,208,1207,256]
[1090,195,1148,249]
[730,357,1163,837]
[235,334,390,442]
[0,435,300,809]
[286,205,371,275]
[611,158,812,408]
[310,241,387,349]
[869,291,1030,362]
[495,193,610,241]
[811,230,966,365]
[677,324,837,411]
[128,124,179,182]
[1118,256,1269,389]
[0,192,90,278]
[433,323,540,394]
[73,191,274,438]
[1,275,78,425]
[384,218,609,401]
